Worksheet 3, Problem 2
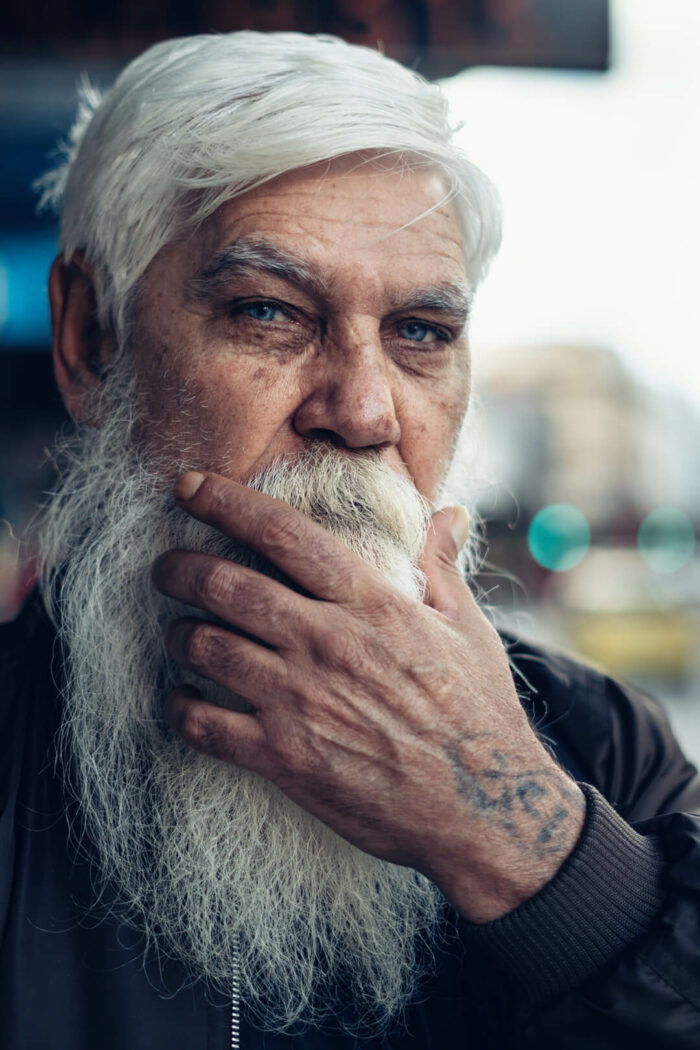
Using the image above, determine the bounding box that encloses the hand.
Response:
[152,471,585,923]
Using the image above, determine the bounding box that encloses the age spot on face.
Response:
[132,155,471,500]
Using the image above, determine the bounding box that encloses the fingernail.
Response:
[174,471,205,502]
[449,505,470,551]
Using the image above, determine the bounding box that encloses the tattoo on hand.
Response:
[444,736,584,857]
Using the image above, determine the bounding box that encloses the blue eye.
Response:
[398,320,443,343]
[239,302,286,322]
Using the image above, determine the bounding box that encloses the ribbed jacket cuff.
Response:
[461,783,667,1007]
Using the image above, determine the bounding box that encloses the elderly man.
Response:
[2,30,699,1050]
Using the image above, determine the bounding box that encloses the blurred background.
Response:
[2,0,700,760]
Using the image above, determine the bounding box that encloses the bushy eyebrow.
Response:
[393,284,472,324]
[186,238,471,326]
[186,239,330,303]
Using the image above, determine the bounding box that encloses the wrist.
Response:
[435,783,587,923]
[459,785,667,1007]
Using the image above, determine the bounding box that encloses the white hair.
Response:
[36,31,501,340]
[35,354,447,1034]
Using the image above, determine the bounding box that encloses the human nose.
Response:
[293,329,401,450]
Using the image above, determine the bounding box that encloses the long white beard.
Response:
[37,364,453,1034]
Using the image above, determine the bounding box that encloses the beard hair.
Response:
[35,356,461,1035]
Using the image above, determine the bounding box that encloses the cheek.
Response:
[442,359,472,447]
[401,372,470,494]
[136,353,303,473]
[420,361,470,438]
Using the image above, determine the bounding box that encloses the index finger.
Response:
[174,471,385,605]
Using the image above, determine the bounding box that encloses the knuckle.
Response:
[196,560,235,606]
[256,507,303,554]
[329,564,360,601]
[322,625,367,667]
[435,547,462,575]
[180,707,224,754]
[201,478,227,515]
[366,587,405,622]
[184,622,216,669]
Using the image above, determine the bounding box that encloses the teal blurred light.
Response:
[528,504,591,572]
[638,507,695,574]
[0,231,56,347]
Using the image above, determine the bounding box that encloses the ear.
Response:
[48,252,116,423]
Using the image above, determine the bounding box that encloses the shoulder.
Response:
[0,592,59,787]
[502,629,618,743]
[500,630,700,821]
[0,590,56,702]
[0,592,64,939]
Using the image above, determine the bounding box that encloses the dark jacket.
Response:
[2,594,700,1049]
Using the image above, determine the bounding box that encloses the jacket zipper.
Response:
[231,936,241,1049]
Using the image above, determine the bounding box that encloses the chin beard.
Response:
[35,364,453,1035]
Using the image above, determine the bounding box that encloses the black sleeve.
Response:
[462,647,700,1048]
[0,596,58,938]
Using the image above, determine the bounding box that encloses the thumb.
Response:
[419,505,473,621]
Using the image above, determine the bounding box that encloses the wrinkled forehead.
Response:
[210,154,461,252]
[145,155,468,309]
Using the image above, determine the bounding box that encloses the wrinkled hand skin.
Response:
[152,472,586,923]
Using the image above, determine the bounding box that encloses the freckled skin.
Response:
[132,158,586,923]
[49,155,586,925]
[132,159,471,497]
